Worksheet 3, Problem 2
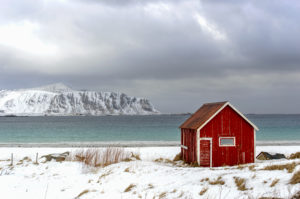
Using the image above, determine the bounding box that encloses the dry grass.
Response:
[234,177,247,191]
[263,162,297,173]
[289,152,300,159]
[148,184,154,189]
[97,170,112,183]
[248,165,256,171]
[131,152,141,160]
[290,170,300,184]
[270,179,279,187]
[199,187,208,195]
[154,158,164,162]
[124,184,136,192]
[17,156,32,165]
[159,192,167,199]
[124,167,130,172]
[68,148,131,167]
[173,152,182,161]
[201,178,209,182]
[237,165,246,170]
[154,158,174,164]
[209,176,225,185]
[190,161,199,167]
[75,189,89,198]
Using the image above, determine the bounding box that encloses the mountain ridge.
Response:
[0,83,160,116]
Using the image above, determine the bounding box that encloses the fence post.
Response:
[36,153,38,164]
[10,153,13,166]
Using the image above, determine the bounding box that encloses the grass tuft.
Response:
[289,152,300,159]
[201,178,209,182]
[159,192,167,199]
[148,184,154,189]
[75,189,89,199]
[237,165,246,170]
[199,187,208,195]
[248,165,256,171]
[131,152,141,160]
[209,176,225,185]
[234,177,247,191]
[124,184,136,192]
[154,158,174,164]
[290,170,300,184]
[68,148,131,167]
[190,161,199,167]
[173,152,182,161]
[263,162,297,173]
[270,179,279,187]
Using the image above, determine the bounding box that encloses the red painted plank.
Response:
[200,140,210,167]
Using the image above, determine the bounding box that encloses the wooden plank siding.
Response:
[181,128,197,163]
[200,106,254,167]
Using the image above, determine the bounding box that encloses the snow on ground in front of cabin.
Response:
[0,146,299,199]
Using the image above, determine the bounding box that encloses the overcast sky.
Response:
[0,0,299,113]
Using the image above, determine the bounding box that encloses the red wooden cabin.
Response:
[180,101,258,167]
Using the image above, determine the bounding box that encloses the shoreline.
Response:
[0,140,299,147]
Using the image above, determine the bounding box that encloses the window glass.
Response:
[220,138,234,146]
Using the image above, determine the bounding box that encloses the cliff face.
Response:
[0,83,159,116]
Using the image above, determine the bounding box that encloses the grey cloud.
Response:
[0,0,299,113]
[201,0,300,70]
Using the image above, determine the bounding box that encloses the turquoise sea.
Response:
[0,114,299,143]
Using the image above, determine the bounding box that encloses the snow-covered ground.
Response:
[0,146,299,199]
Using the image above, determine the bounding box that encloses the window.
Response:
[219,137,235,146]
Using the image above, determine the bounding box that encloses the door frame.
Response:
[199,137,212,167]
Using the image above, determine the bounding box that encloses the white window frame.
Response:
[219,137,236,147]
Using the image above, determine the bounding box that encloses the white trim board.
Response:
[196,102,259,132]
[181,145,188,150]
[196,129,200,165]
[254,129,256,162]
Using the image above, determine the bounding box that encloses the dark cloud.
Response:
[0,0,299,113]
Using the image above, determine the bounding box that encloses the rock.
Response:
[41,152,70,162]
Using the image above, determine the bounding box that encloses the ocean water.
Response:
[0,114,299,143]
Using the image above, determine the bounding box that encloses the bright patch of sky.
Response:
[194,14,227,41]
[0,21,58,56]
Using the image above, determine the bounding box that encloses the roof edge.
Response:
[179,101,227,129]
[227,102,259,131]
[196,102,259,132]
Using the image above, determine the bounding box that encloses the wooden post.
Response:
[11,153,13,166]
[36,153,38,164]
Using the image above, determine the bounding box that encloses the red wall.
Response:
[200,106,254,166]
[181,105,255,167]
[181,128,197,163]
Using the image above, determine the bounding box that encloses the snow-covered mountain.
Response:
[0,83,160,116]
